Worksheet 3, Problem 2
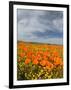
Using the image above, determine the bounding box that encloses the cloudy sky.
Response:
[17,9,63,45]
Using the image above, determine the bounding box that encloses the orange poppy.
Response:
[20,53,25,58]
[23,47,28,51]
[54,57,62,65]
[33,59,38,65]
[27,52,32,58]
[32,55,36,59]
[25,59,31,64]
[46,66,51,70]
[52,51,59,57]
[40,60,47,66]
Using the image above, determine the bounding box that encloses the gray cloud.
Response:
[17,9,63,45]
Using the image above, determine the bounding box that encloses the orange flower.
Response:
[23,47,27,51]
[17,42,24,49]
[49,56,54,62]
[40,60,47,66]
[38,51,43,55]
[46,62,54,70]
[50,63,54,68]
[52,51,59,57]
[46,66,51,70]
[43,51,50,56]
[54,57,62,65]
[33,59,38,65]
[27,52,32,58]
[25,59,31,64]
[20,53,25,58]
[32,55,36,59]
[37,54,41,58]
[43,55,47,60]
[36,54,42,60]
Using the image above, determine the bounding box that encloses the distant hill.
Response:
[17,40,63,46]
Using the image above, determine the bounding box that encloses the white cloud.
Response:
[52,19,63,32]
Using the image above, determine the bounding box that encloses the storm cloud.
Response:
[17,9,63,45]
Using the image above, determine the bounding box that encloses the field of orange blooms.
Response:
[17,41,63,80]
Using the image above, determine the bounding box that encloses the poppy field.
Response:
[17,41,63,80]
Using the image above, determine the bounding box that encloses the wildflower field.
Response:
[17,41,63,80]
